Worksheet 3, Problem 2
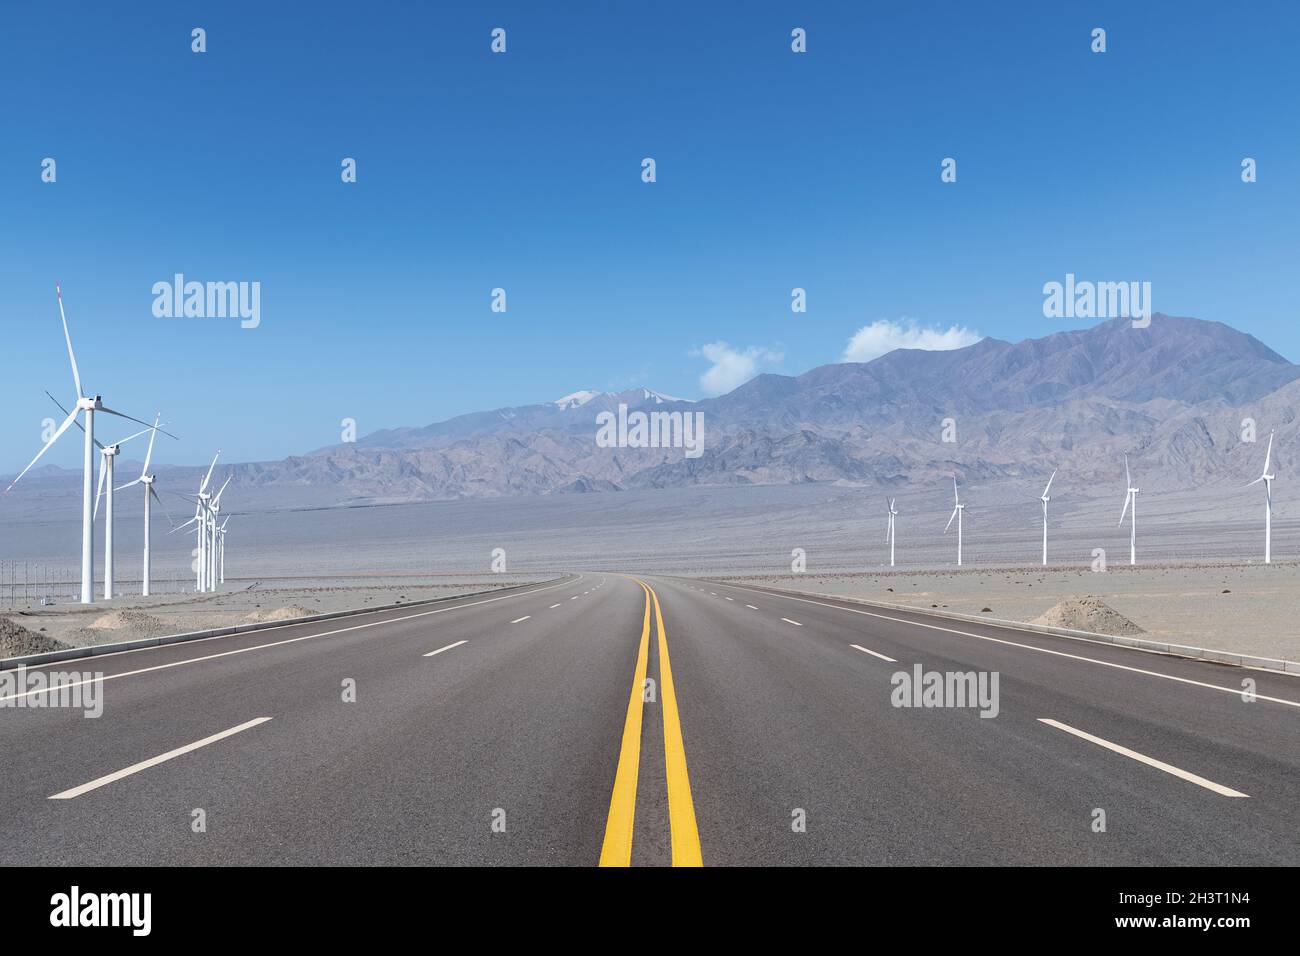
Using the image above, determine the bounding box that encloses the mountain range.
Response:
[9,314,1297,506]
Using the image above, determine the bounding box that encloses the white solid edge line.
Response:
[1038,718,1248,798]
[549,603,561,609]
[570,595,579,600]
[706,582,1300,710]
[50,717,273,800]
[510,616,531,624]
[745,605,758,610]
[3,577,579,704]
[780,618,803,626]
[423,640,467,657]
[1,574,583,676]
[851,643,898,663]
[725,597,734,601]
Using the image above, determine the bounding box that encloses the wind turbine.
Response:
[944,477,965,566]
[885,498,898,567]
[207,476,232,591]
[45,393,160,600]
[170,501,206,592]
[1118,454,1139,565]
[216,517,230,585]
[114,413,175,596]
[170,451,220,592]
[1039,469,1057,566]
[92,424,158,600]
[1246,431,1275,564]
[4,284,154,603]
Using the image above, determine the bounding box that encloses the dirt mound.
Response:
[88,610,169,635]
[1032,596,1145,636]
[0,618,70,659]
[243,606,314,623]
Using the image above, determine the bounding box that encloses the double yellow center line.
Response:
[599,579,702,867]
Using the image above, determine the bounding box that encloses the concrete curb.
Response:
[1,576,569,671]
[703,579,1300,676]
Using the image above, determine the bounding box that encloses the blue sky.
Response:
[2,1,1298,471]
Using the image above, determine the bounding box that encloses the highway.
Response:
[1,572,1297,866]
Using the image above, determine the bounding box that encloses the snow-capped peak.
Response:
[640,388,694,404]
[552,387,696,410]
[553,390,602,410]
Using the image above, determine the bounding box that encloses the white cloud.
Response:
[693,341,784,395]
[841,319,982,363]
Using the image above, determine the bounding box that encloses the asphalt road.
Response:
[1,572,1296,866]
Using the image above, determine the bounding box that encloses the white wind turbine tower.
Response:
[46,393,158,600]
[1118,454,1139,565]
[1246,430,1275,564]
[944,477,965,566]
[4,284,154,604]
[1039,469,1057,566]
[207,476,232,591]
[196,455,220,592]
[114,414,175,596]
[171,452,220,592]
[216,517,230,585]
[885,498,898,567]
[171,500,206,592]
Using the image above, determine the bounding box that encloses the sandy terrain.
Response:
[711,562,1300,664]
[3,482,1296,662]
[0,574,555,658]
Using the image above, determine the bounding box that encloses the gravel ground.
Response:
[0,574,556,654]
[708,562,1300,664]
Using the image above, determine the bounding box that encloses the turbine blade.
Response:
[212,475,232,506]
[46,391,104,450]
[141,414,160,475]
[1043,469,1056,497]
[169,516,198,534]
[110,425,154,447]
[1119,491,1130,525]
[115,477,143,491]
[200,451,221,493]
[1266,478,1272,512]
[4,408,80,493]
[1246,476,1263,487]
[94,457,108,519]
[150,485,175,525]
[96,405,158,431]
[944,507,958,532]
[44,390,74,419]
[1124,454,1131,487]
[56,283,84,399]
[1263,431,1274,474]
